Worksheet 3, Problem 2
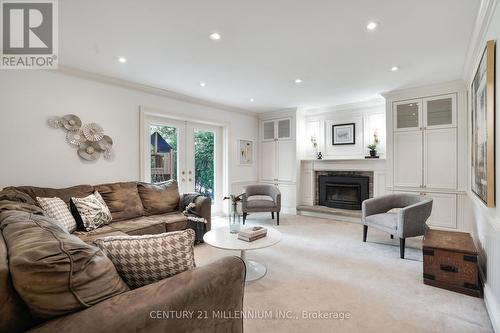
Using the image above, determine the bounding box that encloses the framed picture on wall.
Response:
[471,40,495,207]
[238,139,253,165]
[332,123,355,145]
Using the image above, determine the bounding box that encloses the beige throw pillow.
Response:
[36,196,77,233]
[94,229,195,289]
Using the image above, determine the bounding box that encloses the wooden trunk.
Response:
[422,229,481,297]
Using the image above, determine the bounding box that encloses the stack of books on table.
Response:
[238,226,268,242]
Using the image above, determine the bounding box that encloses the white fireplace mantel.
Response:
[299,159,387,206]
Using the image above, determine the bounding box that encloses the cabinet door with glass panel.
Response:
[393,99,422,132]
[262,118,292,141]
[423,94,456,129]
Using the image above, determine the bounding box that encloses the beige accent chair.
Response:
[241,185,281,225]
[362,193,433,259]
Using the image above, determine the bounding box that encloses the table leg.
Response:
[239,250,266,282]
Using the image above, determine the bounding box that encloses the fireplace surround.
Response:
[318,174,369,210]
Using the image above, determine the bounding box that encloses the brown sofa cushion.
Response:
[137,181,180,215]
[94,182,144,222]
[108,215,167,235]
[0,230,34,333]
[0,211,129,321]
[5,185,94,205]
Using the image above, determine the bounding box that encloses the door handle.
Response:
[189,178,193,182]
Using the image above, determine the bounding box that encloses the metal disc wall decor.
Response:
[82,123,104,141]
[66,130,86,147]
[62,114,82,131]
[78,142,101,161]
[47,115,114,162]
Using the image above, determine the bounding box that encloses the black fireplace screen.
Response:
[319,175,369,210]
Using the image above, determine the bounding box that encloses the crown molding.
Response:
[52,65,259,118]
[381,80,466,101]
[303,98,385,116]
[462,0,499,81]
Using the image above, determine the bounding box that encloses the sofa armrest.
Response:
[28,256,246,333]
[193,195,212,231]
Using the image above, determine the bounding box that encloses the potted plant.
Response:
[368,143,377,157]
[367,132,380,157]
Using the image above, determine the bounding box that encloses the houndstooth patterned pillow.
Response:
[36,197,77,233]
[94,229,195,289]
[71,191,112,231]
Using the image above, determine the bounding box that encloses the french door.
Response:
[143,115,223,213]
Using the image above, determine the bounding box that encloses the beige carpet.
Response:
[195,214,493,333]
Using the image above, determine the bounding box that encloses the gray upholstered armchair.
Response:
[362,194,433,258]
[241,185,281,225]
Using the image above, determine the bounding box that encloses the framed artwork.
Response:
[332,123,355,145]
[238,139,253,165]
[471,40,495,207]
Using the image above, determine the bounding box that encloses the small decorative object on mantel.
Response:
[366,131,380,158]
[317,152,323,160]
[311,136,318,158]
[47,114,114,161]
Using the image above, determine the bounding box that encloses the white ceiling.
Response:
[60,0,480,112]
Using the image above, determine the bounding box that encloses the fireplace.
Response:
[318,175,369,210]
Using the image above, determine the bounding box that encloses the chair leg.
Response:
[363,225,368,242]
[276,212,280,226]
[271,212,274,219]
[243,213,247,225]
[390,234,394,239]
[400,238,406,259]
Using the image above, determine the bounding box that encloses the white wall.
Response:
[299,100,386,160]
[463,1,500,331]
[0,70,259,192]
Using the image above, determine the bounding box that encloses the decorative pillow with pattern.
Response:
[71,191,112,231]
[94,229,195,288]
[36,196,77,233]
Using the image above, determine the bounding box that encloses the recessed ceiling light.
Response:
[118,57,127,63]
[294,78,303,84]
[199,81,206,87]
[391,66,400,71]
[366,22,378,31]
[250,98,255,102]
[209,32,221,40]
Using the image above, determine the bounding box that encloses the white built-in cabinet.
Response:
[385,85,466,231]
[260,116,296,213]
[260,118,295,183]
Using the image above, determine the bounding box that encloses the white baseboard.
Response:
[484,283,500,333]
[296,210,361,224]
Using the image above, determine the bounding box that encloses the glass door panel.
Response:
[193,129,215,201]
[150,125,178,184]
[424,94,455,128]
[395,101,420,130]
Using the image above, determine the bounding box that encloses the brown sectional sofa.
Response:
[0,181,246,333]
[4,181,212,243]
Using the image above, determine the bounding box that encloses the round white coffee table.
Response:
[203,226,282,282]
